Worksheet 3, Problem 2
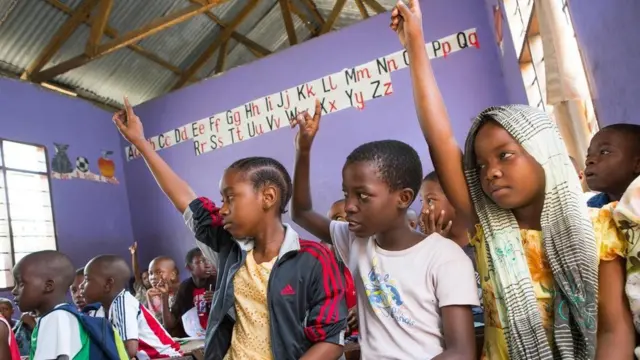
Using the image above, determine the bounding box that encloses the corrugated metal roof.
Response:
[0,0,395,109]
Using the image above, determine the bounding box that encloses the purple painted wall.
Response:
[568,1,640,126]
[124,0,512,265]
[0,78,135,297]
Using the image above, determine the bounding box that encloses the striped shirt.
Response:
[88,290,181,359]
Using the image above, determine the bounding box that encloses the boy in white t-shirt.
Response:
[81,255,182,360]
[290,102,479,360]
[11,251,90,360]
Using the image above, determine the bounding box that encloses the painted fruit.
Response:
[98,150,115,178]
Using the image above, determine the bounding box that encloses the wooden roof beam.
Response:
[44,0,182,75]
[279,0,297,45]
[21,0,99,80]
[32,2,219,83]
[355,0,370,19]
[361,0,387,14]
[301,0,325,26]
[320,0,347,34]
[214,40,229,75]
[289,1,319,36]
[172,0,259,90]
[189,0,272,58]
[86,0,114,56]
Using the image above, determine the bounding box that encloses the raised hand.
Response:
[129,241,137,254]
[113,96,146,145]
[390,0,423,48]
[291,99,322,153]
[419,206,453,237]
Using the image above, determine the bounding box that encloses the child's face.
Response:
[0,302,13,321]
[585,129,640,194]
[420,180,456,226]
[70,274,87,309]
[188,254,215,280]
[149,259,177,288]
[474,121,545,210]
[11,262,43,313]
[142,271,151,289]
[341,161,411,237]
[218,169,276,239]
[327,200,347,221]
[80,265,107,305]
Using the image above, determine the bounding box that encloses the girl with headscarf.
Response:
[390,1,634,359]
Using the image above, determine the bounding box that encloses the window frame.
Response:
[0,138,59,290]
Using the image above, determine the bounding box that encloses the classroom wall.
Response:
[124,0,512,266]
[569,0,640,126]
[0,78,135,297]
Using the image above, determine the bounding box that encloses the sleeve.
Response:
[170,281,191,319]
[32,311,82,360]
[183,197,234,254]
[303,247,348,345]
[329,221,353,266]
[434,243,481,307]
[467,224,483,248]
[111,294,140,341]
[590,205,627,261]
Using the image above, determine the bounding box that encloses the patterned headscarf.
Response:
[463,105,599,359]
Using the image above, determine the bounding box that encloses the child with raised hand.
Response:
[129,242,151,307]
[112,97,347,360]
[391,1,634,359]
[146,256,179,326]
[291,101,479,359]
[585,124,640,208]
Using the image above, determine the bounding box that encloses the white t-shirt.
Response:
[88,290,181,359]
[31,304,85,360]
[330,221,479,360]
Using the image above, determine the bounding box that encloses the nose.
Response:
[219,201,230,216]
[585,156,595,166]
[344,198,358,215]
[484,163,502,181]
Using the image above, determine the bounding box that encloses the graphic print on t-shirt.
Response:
[363,256,415,326]
[192,288,209,329]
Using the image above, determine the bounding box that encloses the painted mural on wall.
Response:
[50,143,119,184]
[124,28,481,161]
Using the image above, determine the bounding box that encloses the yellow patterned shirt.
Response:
[223,250,277,360]
[472,208,627,360]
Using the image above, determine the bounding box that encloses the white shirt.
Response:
[32,304,84,360]
[330,221,479,360]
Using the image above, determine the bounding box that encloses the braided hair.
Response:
[228,156,293,214]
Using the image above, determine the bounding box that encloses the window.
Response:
[0,140,57,289]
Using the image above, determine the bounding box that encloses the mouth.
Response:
[490,186,510,196]
[222,221,232,230]
[347,219,363,232]
[584,171,595,179]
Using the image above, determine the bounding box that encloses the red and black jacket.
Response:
[183,197,347,360]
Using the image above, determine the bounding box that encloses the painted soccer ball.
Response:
[76,156,90,173]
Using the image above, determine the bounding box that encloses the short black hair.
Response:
[228,156,292,214]
[602,123,640,153]
[345,140,423,200]
[423,170,439,183]
[185,247,203,265]
[0,297,12,308]
[18,250,76,289]
[75,267,84,276]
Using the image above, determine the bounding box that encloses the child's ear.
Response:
[397,188,415,209]
[261,185,278,211]
[633,156,640,174]
[44,279,54,294]
[105,277,115,291]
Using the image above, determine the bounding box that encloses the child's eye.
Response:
[358,193,369,200]
[499,152,513,160]
[427,199,435,206]
[600,149,611,155]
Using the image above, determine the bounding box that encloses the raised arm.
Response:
[129,242,143,284]
[113,97,195,213]
[291,100,333,243]
[391,1,474,225]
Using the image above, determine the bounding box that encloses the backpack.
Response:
[58,303,129,360]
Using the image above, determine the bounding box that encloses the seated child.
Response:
[11,250,127,360]
[164,247,217,337]
[146,256,179,326]
[81,254,182,359]
[419,171,484,324]
[112,97,347,360]
[129,242,151,307]
[70,267,87,310]
[291,104,479,359]
[406,208,418,230]
[0,298,20,359]
[585,123,640,208]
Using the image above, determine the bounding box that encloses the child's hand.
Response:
[113,96,146,145]
[204,290,214,303]
[390,0,423,48]
[347,306,358,332]
[291,99,322,153]
[128,241,137,254]
[20,313,36,329]
[419,207,452,237]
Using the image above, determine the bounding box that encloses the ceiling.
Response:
[0,0,395,110]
